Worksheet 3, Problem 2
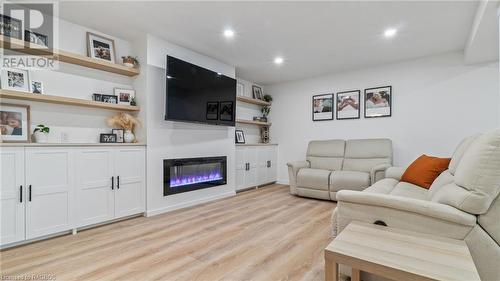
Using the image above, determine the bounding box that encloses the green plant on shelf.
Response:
[33,124,50,133]
[263,94,273,103]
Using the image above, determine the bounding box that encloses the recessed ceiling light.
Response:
[274,57,284,65]
[384,28,397,38]
[223,29,235,38]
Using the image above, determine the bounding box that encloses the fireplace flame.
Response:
[170,172,223,187]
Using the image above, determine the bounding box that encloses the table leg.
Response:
[325,257,338,281]
[352,268,361,281]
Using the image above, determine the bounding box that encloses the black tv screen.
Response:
[165,56,236,126]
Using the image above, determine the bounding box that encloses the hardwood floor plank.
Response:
[1,184,336,281]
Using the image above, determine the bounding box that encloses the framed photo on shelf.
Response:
[336,90,360,120]
[0,15,23,39]
[1,68,30,92]
[114,88,135,105]
[92,93,102,102]
[364,86,392,118]
[86,32,116,63]
[236,82,244,96]
[112,129,124,143]
[0,103,30,143]
[101,94,118,104]
[252,85,263,100]
[100,133,117,143]
[312,94,333,121]
[25,30,49,47]
[31,80,44,94]
[235,130,245,144]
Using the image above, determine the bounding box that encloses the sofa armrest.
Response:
[286,161,310,194]
[370,164,392,184]
[385,166,406,181]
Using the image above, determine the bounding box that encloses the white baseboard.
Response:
[146,191,236,217]
[277,180,289,185]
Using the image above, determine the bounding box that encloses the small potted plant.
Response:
[263,94,273,103]
[261,106,270,122]
[121,56,139,68]
[33,124,50,143]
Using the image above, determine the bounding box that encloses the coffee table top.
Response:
[325,222,481,281]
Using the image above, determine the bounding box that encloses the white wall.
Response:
[144,35,237,216]
[267,52,499,184]
[2,18,137,143]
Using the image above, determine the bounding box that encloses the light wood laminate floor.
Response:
[1,184,336,281]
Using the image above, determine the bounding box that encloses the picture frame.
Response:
[364,86,392,118]
[86,32,117,63]
[24,30,48,47]
[114,88,135,105]
[235,130,245,144]
[0,14,23,40]
[100,133,117,143]
[252,85,263,100]
[31,80,44,94]
[112,129,124,143]
[312,94,334,121]
[219,101,234,121]
[336,90,360,120]
[0,103,30,143]
[206,102,219,120]
[236,82,244,96]
[1,68,30,92]
[101,94,118,104]
[92,93,102,102]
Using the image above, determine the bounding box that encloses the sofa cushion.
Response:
[342,139,392,173]
[400,155,451,189]
[433,129,500,214]
[478,195,500,245]
[329,171,370,192]
[297,168,331,191]
[364,178,399,194]
[390,182,429,201]
[449,134,479,175]
[306,140,345,170]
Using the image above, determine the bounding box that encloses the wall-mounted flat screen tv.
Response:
[165,56,236,126]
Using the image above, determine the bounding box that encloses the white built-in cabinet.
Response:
[0,145,145,247]
[236,145,277,191]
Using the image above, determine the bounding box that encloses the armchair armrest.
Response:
[385,166,407,181]
[333,190,476,240]
[370,163,392,184]
[287,161,310,194]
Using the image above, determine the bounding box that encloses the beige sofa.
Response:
[287,139,392,201]
[333,130,500,281]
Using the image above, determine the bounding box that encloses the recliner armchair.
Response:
[332,130,500,281]
[287,138,392,201]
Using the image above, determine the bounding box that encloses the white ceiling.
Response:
[59,1,492,85]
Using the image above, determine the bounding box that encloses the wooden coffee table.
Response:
[325,222,481,281]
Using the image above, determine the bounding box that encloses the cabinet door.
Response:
[0,147,25,245]
[114,148,145,218]
[256,147,269,185]
[235,169,246,191]
[25,148,74,239]
[75,148,114,227]
[267,146,278,183]
[235,147,246,171]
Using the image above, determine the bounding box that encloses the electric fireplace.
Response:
[164,156,227,196]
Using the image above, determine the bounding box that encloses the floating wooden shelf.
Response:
[0,90,140,112]
[236,119,271,126]
[236,96,271,106]
[0,35,140,77]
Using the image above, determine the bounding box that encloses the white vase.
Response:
[124,130,135,143]
[123,62,134,68]
[34,132,49,143]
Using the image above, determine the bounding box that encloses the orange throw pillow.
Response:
[401,155,451,189]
